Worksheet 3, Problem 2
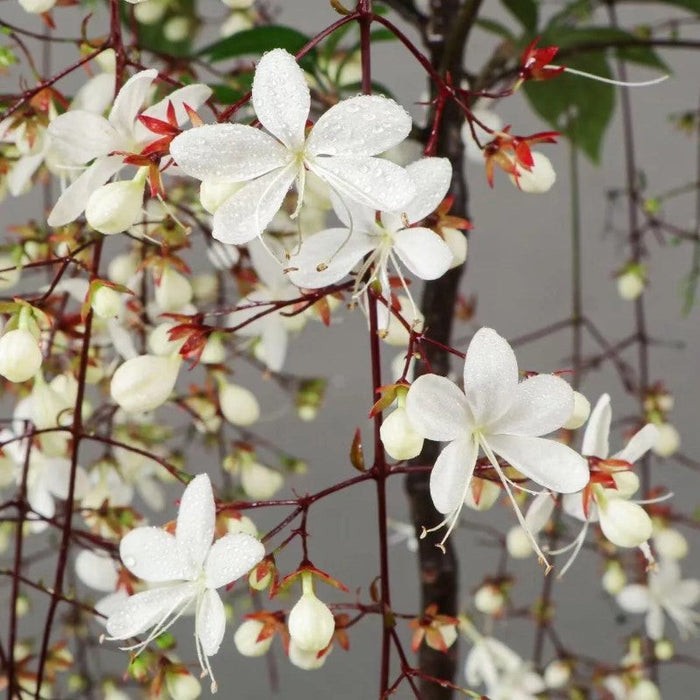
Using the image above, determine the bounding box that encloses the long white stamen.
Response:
[556,519,590,579]
[388,250,420,327]
[559,65,669,87]
[194,592,218,693]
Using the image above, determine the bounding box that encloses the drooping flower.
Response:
[405,327,588,559]
[616,558,700,640]
[170,48,415,245]
[105,473,265,692]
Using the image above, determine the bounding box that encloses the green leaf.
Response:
[475,18,515,41]
[500,0,538,32]
[198,25,316,70]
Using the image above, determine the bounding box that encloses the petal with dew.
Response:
[393,227,453,281]
[106,583,196,641]
[402,158,452,224]
[429,436,478,515]
[490,374,573,437]
[485,433,589,494]
[49,112,124,164]
[405,374,471,442]
[287,228,373,289]
[309,155,415,213]
[462,327,518,426]
[581,394,611,458]
[614,423,658,464]
[170,124,291,183]
[204,533,265,590]
[197,589,226,657]
[108,69,157,138]
[176,474,215,572]
[120,527,193,582]
[307,95,411,157]
[253,49,309,150]
[212,165,297,244]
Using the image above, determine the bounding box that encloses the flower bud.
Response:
[248,560,273,591]
[108,252,139,286]
[288,574,335,652]
[382,297,424,346]
[563,391,591,430]
[654,639,674,661]
[288,639,329,670]
[222,0,254,8]
[148,323,183,356]
[442,227,468,269]
[510,152,556,194]
[602,561,627,595]
[154,267,193,312]
[234,620,273,657]
[110,354,181,413]
[464,478,501,511]
[219,382,260,426]
[0,256,20,290]
[617,266,646,300]
[474,584,505,616]
[380,406,424,461]
[653,527,688,560]
[85,176,145,235]
[226,514,258,538]
[611,470,640,498]
[91,286,122,319]
[192,273,219,303]
[651,423,680,457]
[163,17,191,43]
[200,335,226,365]
[134,0,168,24]
[427,624,457,651]
[18,0,55,13]
[630,679,661,700]
[0,329,42,383]
[182,396,221,434]
[241,461,284,500]
[506,526,533,559]
[598,496,653,549]
[164,669,201,700]
[544,660,571,689]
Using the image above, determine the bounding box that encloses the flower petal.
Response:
[120,526,193,582]
[485,434,589,493]
[330,191,376,230]
[614,424,658,464]
[403,158,452,223]
[137,83,212,137]
[47,155,123,227]
[75,550,119,592]
[49,112,123,164]
[306,95,411,157]
[491,374,573,437]
[309,155,415,213]
[253,49,309,150]
[176,474,215,572]
[393,227,453,281]
[463,327,518,426]
[259,315,289,372]
[106,583,196,640]
[287,228,373,288]
[430,437,478,515]
[204,533,265,590]
[405,374,470,441]
[212,165,297,244]
[170,124,291,182]
[109,69,157,138]
[197,589,226,657]
[646,604,665,640]
[581,394,611,458]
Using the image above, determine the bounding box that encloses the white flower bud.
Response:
[611,470,640,499]
[227,514,258,538]
[563,391,591,430]
[427,624,457,651]
[651,423,680,457]
[506,526,533,559]
[200,179,242,214]
[382,296,424,346]
[544,660,571,689]
[617,268,645,300]
[288,575,335,652]
[219,382,260,426]
[222,0,254,8]
[288,639,329,670]
[241,462,284,500]
[95,48,116,74]
[602,561,627,594]
[249,562,272,591]
[630,679,661,700]
[183,396,221,434]
[653,527,688,560]
[108,253,139,286]
[134,0,168,24]
[192,273,219,303]
[464,478,501,511]
[234,620,273,657]
[18,0,56,14]
[0,329,43,382]
[164,670,201,700]
[163,17,191,43]
[654,639,674,661]
[510,152,556,194]
[148,322,183,356]
[91,286,122,319]
[474,585,505,616]
[110,354,182,413]
[0,256,20,290]
[442,227,468,269]
[155,267,193,312]
[598,496,653,548]
[85,177,145,235]
[380,406,424,460]
[200,335,226,365]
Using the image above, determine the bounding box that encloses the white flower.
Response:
[170,48,415,244]
[106,474,265,692]
[405,327,588,558]
[617,558,700,640]
[110,353,182,414]
[287,158,454,298]
[380,404,424,461]
[287,572,335,652]
[0,329,43,383]
[651,422,680,457]
[218,381,260,426]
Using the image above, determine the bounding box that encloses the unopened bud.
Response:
[653,527,687,560]
[288,639,329,670]
[474,584,505,616]
[241,461,283,500]
[506,526,533,559]
[630,679,661,700]
[234,620,274,657]
[248,561,273,591]
[544,659,571,689]
[134,0,168,24]
[219,382,260,426]
[427,624,457,651]
[563,391,591,430]
[380,406,424,461]
[164,669,201,700]
[108,253,139,286]
[654,639,674,661]
[200,335,226,365]
[442,227,468,269]
[598,496,652,548]
[110,354,181,413]
[85,176,145,235]
[464,478,501,511]
[510,152,556,194]
[288,574,335,652]
[602,561,627,595]
[18,0,55,14]
[226,515,258,538]
[651,423,680,457]
[0,329,43,383]
[154,267,193,312]
[192,273,219,303]
[163,16,191,43]
[616,265,646,301]
[148,323,183,356]
[91,286,122,319]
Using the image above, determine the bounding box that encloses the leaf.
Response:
[500,0,538,33]
[475,18,515,41]
[198,25,316,71]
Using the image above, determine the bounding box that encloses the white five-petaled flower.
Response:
[105,473,265,693]
[287,157,454,303]
[617,558,700,640]
[169,48,415,245]
[405,327,589,562]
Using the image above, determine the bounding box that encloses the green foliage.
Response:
[500,0,538,33]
